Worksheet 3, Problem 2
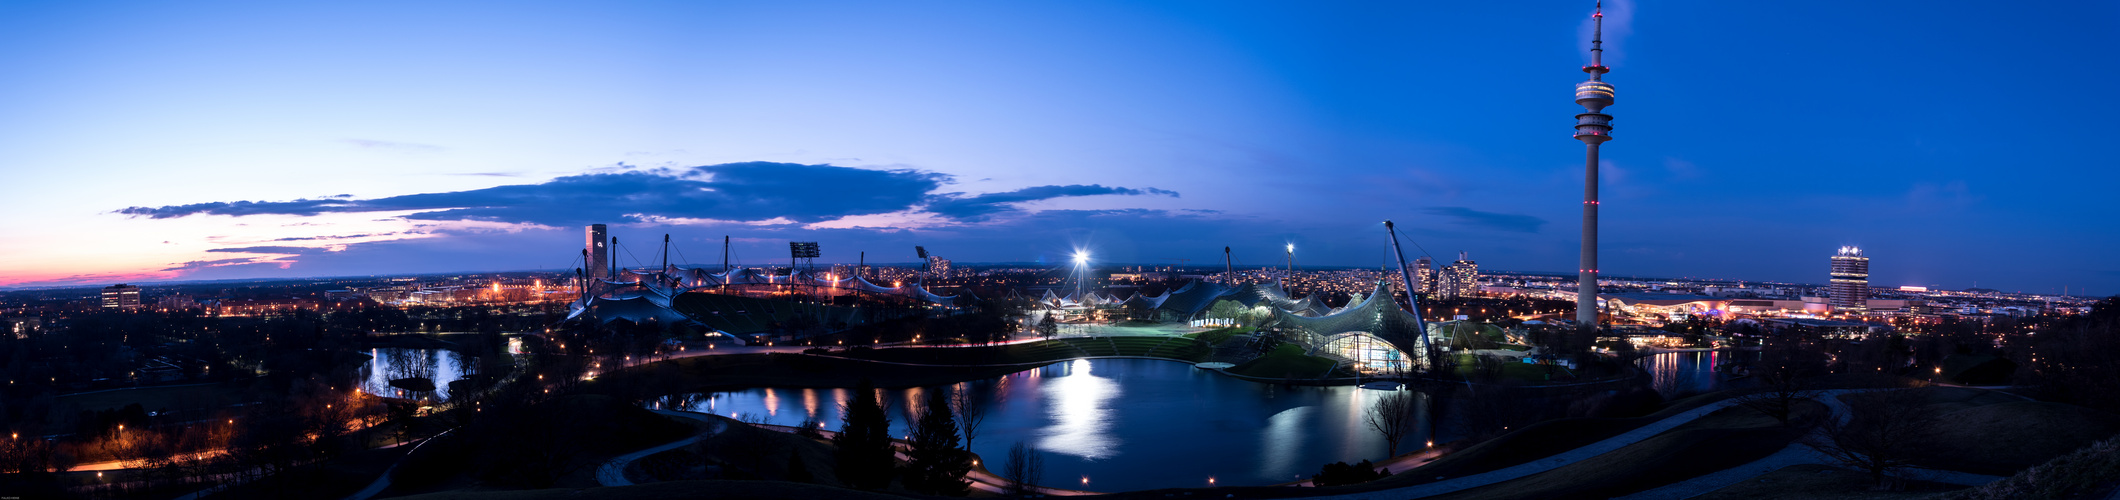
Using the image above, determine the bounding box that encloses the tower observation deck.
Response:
[1574,2,1615,330]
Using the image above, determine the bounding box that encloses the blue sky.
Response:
[1,1,2115,295]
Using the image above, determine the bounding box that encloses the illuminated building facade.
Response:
[1441,251,1480,299]
[927,255,952,277]
[586,224,609,280]
[1830,246,1870,312]
[101,284,142,309]
[1413,256,1437,294]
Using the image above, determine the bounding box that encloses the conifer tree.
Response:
[903,388,972,495]
[832,378,895,490]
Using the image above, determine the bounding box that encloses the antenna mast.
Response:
[1384,220,1434,369]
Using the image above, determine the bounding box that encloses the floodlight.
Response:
[1072,251,1089,265]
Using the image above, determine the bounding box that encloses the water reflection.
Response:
[1258,406,1312,477]
[1041,359,1120,459]
[360,348,468,401]
[655,358,1444,492]
[1639,350,1758,397]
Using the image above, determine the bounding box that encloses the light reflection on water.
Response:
[1258,405,1312,477]
[653,358,1440,492]
[1639,350,1758,397]
[359,348,469,401]
[1040,359,1120,459]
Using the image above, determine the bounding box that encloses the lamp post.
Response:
[1072,250,1090,302]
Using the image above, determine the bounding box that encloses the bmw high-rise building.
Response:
[1829,246,1870,313]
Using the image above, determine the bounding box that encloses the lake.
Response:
[653,358,1442,492]
[1637,350,1758,397]
[359,347,472,402]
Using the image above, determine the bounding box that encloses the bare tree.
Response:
[1734,369,1817,427]
[950,386,991,454]
[1365,390,1420,458]
[1738,324,1825,426]
[1805,389,1938,487]
[1003,440,1044,498]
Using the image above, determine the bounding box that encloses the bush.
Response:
[1312,459,1391,487]
[796,419,825,440]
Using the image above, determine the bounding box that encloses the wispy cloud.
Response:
[205,246,330,255]
[159,257,263,272]
[924,185,1180,222]
[1422,207,1546,233]
[343,139,444,152]
[270,232,395,242]
[1904,181,1981,213]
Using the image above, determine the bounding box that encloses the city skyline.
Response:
[3,1,2116,295]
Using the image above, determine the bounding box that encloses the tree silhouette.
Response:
[902,388,971,495]
[832,378,895,490]
[1365,391,1420,458]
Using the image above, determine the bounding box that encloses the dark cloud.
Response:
[924,184,1180,222]
[120,199,350,219]
[1421,207,1546,233]
[118,162,952,226]
[118,163,1178,226]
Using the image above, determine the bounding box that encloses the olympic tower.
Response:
[1573,2,1616,330]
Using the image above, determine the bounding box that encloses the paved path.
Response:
[340,430,456,500]
[595,410,728,487]
[1278,397,1753,500]
[1617,391,1999,500]
[1285,388,2006,500]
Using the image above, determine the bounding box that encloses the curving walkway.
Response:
[595,410,728,487]
[1281,397,1755,500]
[339,430,457,500]
[1617,392,2001,500]
[1285,388,2003,500]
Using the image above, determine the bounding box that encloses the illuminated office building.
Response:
[1830,246,1870,313]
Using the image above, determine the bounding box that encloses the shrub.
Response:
[1312,459,1391,487]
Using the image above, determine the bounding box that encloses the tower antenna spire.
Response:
[1588,1,1609,81]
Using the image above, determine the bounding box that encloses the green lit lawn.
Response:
[1227,344,1348,379]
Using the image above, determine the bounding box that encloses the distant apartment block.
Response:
[1440,252,1480,299]
[101,284,143,309]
